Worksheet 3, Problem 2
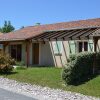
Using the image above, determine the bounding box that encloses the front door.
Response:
[33,43,39,64]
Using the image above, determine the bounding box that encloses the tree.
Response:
[0,21,15,33]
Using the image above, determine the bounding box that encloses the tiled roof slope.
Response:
[0,18,100,41]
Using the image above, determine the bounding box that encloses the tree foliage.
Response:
[0,21,15,33]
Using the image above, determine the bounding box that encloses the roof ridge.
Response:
[23,17,100,28]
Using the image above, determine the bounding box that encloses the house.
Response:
[0,18,100,67]
[0,33,3,51]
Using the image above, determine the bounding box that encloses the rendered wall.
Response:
[39,41,70,67]
[4,39,99,67]
[39,41,54,66]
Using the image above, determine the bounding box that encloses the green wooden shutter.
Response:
[52,42,58,54]
[57,41,62,53]
[52,41,62,54]
[88,40,94,52]
[69,41,76,54]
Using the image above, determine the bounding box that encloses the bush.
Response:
[62,52,98,85]
[0,52,15,74]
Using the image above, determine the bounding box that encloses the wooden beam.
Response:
[48,30,71,39]
[72,29,91,39]
[33,31,56,40]
[57,30,78,39]
[65,29,84,38]
[50,41,57,66]
[80,28,98,38]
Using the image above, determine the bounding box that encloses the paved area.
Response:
[0,88,36,100]
[0,77,99,100]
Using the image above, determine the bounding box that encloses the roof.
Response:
[32,27,99,41]
[0,18,100,41]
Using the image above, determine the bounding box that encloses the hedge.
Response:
[62,52,100,85]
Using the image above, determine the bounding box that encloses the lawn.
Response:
[2,67,100,98]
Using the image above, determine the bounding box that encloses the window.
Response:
[52,41,62,54]
[84,42,88,51]
[79,42,82,52]
[78,41,88,52]
[9,44,22,61]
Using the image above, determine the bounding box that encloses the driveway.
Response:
[0,88,37,100]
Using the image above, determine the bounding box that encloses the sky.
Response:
[0,0,100,29]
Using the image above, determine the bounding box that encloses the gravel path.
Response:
[0,77,99,100]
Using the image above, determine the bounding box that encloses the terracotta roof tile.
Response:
[0,18,100,41]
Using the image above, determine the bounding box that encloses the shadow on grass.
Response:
[70,74,99,86]
[0,71,18,76]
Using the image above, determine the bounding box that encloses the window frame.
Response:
[9,44,22,61]
[77,40,88,53]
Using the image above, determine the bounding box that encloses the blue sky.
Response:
[0,0,100,29]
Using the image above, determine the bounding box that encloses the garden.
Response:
[0,51,100,97]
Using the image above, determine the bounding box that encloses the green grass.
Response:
[1,67,100,98]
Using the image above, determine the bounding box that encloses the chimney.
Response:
[35,23,41,26]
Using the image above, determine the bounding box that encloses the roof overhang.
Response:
[32,26,100,41]
[0,26,100,43]
[0,39,26,44]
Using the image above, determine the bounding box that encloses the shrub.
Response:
[62,52,98,85]
[67,54,76,63]
[0,52,15,74]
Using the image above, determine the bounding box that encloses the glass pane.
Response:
[79,42,82,52]
[10,44,22,61]
[11,45,17,60]
[84,42,88,51]
[17,45,22,61]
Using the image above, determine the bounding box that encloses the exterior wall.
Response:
[48,40,95,67]
[97,40,100,52]
[39,41,69,67]
[50,41,69,67]
[3,39,99,67]
[39,41,54,66]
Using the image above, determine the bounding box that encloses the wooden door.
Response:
[33,43,39,64]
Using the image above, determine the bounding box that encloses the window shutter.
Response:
[57,41,62,53]
[88,40,94,52]
[52,41,62,54]
[69,41,76,54]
